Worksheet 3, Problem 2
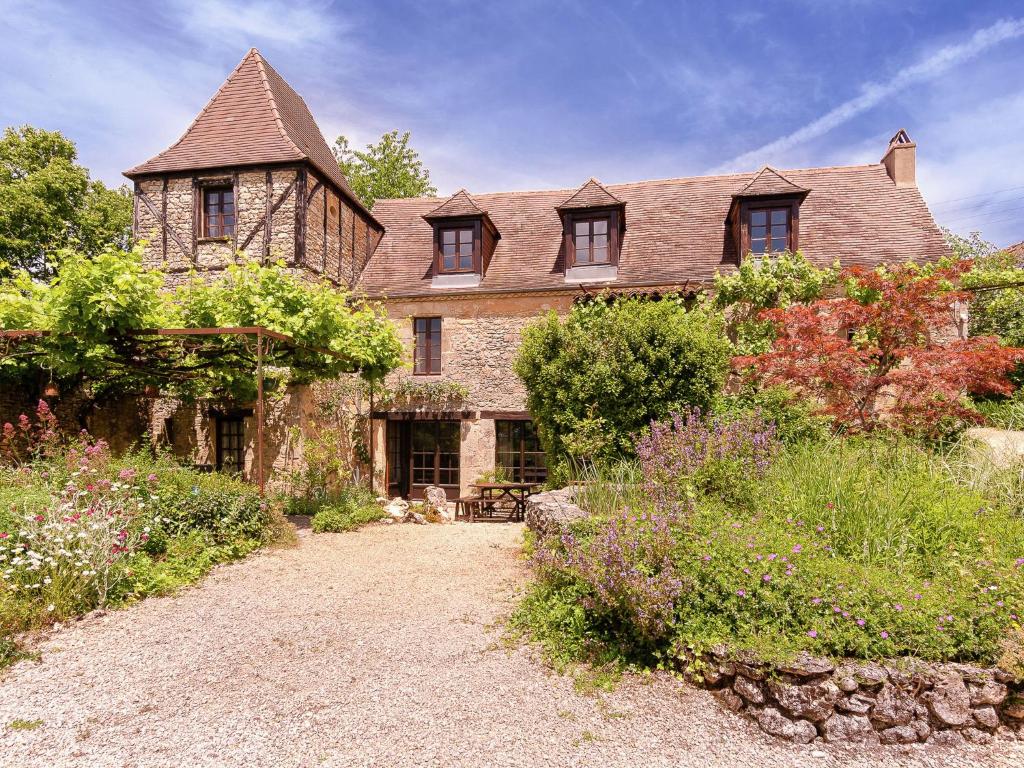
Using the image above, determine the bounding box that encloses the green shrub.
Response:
[517,435,1024,669]
[310,485,384,533]
[716,384,831,445]
[515,297,731,468]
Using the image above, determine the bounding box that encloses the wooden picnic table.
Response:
[465,482,541,522]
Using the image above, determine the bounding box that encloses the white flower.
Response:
[46,604,55,612]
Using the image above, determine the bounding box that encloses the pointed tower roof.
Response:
[557,178,624,210]
[733,167,809,198]
[125,48,372,219]
[423,189,487,219]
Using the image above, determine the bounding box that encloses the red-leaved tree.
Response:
[736,262,1024,436]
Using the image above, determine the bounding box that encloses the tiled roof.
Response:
[361,164,950,297]
[1006,241,1024,261]
[124,48,375,223]
[734,167,808,197]
[557,178,624,210]
[423,189,487,219]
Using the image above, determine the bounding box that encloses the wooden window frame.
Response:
[215,415,245,473]
[736,197,800,258]
[433,218,481,275]
[200,183,236,241]
[413,316,442,376]
[563,207,621,269]
[495,419,547,485]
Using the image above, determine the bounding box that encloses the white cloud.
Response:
[167,0,344,47]
[710,17,1024,173]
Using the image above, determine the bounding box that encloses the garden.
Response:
[512,244,1024,744]
[0,235,404,667]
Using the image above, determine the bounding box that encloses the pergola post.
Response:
[256,328,265,495]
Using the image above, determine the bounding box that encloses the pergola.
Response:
[0,326,365,493]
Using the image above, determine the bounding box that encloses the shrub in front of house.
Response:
[515,297,732,473]
[515,411,1024,673]
[310,485,385,533]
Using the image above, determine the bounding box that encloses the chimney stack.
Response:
[881,129,916,187]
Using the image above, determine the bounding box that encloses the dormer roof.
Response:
[733,166,809,198]
[124,48,375,223]
[422,189,488,220]
[557,178,624,210]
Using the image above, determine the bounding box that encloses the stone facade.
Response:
[132,164,376,288]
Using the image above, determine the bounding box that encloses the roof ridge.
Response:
[251,49,304,159]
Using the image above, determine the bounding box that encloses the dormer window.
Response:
[423,190,499,289]
[729,168,809,260]
[438,224,478,273]
[749,206,791,254]
[572,217,611,265]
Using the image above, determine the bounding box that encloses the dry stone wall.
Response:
[702,648,1024,746]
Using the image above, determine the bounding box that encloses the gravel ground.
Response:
[1,521,1021,768]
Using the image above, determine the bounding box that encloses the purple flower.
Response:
[893,603,903,612]
[807,630,818,638]
[742,568,751,575]
[913,593,922,601]
[816,526,825,532]
[880,631,889,640]
[768,553,778,561]
[792,544,803,554]
[737,589,746,597]
[856,618,866,627]
[762,574,772,582]
[842,611,850,619]
[811,597,822,605]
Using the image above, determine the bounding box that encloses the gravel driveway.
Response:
[1,521,1021,768]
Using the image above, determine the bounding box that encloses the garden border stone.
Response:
[689,648,1024,746]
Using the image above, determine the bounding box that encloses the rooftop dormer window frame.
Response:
[562,206,622,270]
[432,218,482,276]
[734,195,802,259]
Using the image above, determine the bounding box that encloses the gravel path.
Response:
[1,522,1021,767]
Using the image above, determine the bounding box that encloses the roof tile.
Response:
[557,178,624,210]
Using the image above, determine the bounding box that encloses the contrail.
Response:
[709,17,1024,174]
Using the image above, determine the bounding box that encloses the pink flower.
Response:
[147,473,158,484]
[742,568,751,575]
[33,514,44,522]
[792,544,803,554]
[880,631,889,640]
[811,597,822,605]
[856,618,866,627]
[762,574,771,582]
[118,468,136,481]
[894,603,904,612]
[807,630,818,638]
[913,593,922,600]
[0,532,7,539]
[737,589,746,597]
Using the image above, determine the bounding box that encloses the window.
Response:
[216,416,244,473]
[572,217,611,265]
[749,207,790,255]
[411,420,460,489]
[439,227,475,272]
[203,186,235,239]
[495,420,547,484]
[413,317,441,375]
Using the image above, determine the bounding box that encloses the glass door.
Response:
[410,420,460,498]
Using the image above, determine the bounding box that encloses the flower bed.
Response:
[515,410,1024,745]
[0,404,289,668]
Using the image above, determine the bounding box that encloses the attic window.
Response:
[433,219,481,275]
[749,207,791,254]
[203,187,235,239]
[564,209,620,269]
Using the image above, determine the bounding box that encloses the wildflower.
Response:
[768,553,778,561]
[742,568,751,575]
[856,618,866,627]
[816,526,825,532]
[913,593,922,600]
[807,630,818,638]
[811,597,822,605]
[737,589,746,597]
[792,544,803,554]
[762,574,771,582]
[880,631,889,640]
[894,603,904,612]
[47,604,55,612]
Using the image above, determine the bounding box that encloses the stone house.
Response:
[123,49,948,499]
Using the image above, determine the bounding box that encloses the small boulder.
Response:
[970,680,1009,707]
[734,675,766,704]
[524,487,587,537]
[422,485,453,523]
[912,718,931,742]
[768,679,841,722]
[823,713,878,744]
[836,662,887,689]
[712,687,744,713]
[777,653,835,678]
[924,672,971,727]
[926,729,965,747]
[879,725,918,745]
[384,497,409,520]
[1005,695,1024,720]
[837,677,859,693]
[754,706,818,744]
[972,704,1000,730]
[962,727,993,745]
[870,683,915,728]
[837,693,874,716]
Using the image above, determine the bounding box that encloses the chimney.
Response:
[881,128,916,187]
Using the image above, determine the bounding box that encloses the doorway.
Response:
[386,419,461,499]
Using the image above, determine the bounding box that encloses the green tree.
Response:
[0,126,132,277]
[333,130,437,208]
[514,297,732,469]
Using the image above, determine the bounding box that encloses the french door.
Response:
[387,419,461,499]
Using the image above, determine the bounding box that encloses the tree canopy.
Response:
[333,130,437,208]
[515,297,732,469]
[0,245,403,401]
[0,126,132,278]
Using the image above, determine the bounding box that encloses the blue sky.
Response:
[2,0,1023,246]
